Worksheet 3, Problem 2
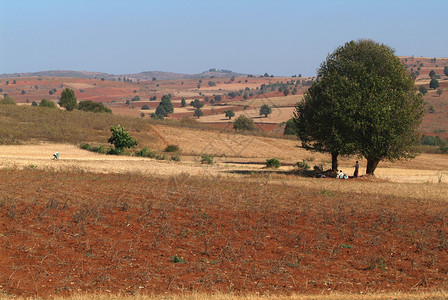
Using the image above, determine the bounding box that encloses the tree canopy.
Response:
[259,104,272,117]
[225,109,235,120]
[294,39,424,175]
[59,88,77,111]
[108,125,138,154]
[429,78,440,89]
[78,100,112,113]
[233,115,257,131]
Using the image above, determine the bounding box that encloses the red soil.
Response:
[1,169,448,298]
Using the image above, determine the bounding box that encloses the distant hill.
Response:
[0,69,248,81]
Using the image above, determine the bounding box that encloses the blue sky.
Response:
[0,0,447,76]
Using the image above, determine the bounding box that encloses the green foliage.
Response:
[136,147,157,158]
[200,154,214,164]
[170,255,184,263]
[430,78,440,89]
[78,101,112,113]
[141,104,150,110]
[193,108,204,118]
[419,85,428,95]
[31,101,38,107]
[108,125,138,154]
[190,99,204,109]
[259,104,272,117]
[151,112,164,120]
[295,160,310,170]
[429,70,436,78]
[265,158,281,169]
[59,88,77,111]
[444,66,448,77]
[131,95,140,102]
[165,144,180,152]
[214,95,222,102]
[224,109,235,119]
[233,115,257,131]
[283,119,296,136]
[0,95,16,105]
[156,95,174,117]
[170,154,181,161]
[294,39,424,175]
[181,97,186,107]
[39,99,56,108]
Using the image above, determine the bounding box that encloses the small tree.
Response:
[191,99,204,109]
[108,125,138,154]
[155,105,167,117]
[181,97,186,107]
[233,115,257,131]
[444,66,448,77]
[429,70,436,78]
[59,88,77,111]
[225,110,235,119]
[419,85,428,95]
[259,104,272,117]
[194,108,204,118]
[283,89,290,96]
[140,112,145,118]
[160,94,174,114]
[430,78,440,89]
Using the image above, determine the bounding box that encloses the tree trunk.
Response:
[331,152,339,172]
[366,158,380,175]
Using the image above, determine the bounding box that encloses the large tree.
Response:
[294,39,424,175]
[59,88,77,111]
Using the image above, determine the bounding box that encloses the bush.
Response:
[233,115,258,131]
[108,124,138,154]
[295,160,311,170]
[200,154,214,165]
[266,158,281,169]
[165,144,180,152]
[78,100,111,113]
[39,99,57,108]
[135,147,157,158]
[283,119,296,135]
[170,154,181,161]
[141,104,150,110]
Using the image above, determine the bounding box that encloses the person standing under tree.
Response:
[354,161,359,178]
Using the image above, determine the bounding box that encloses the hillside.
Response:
[0,69,248,81]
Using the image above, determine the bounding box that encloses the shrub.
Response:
[295,160,311,170]
[170,255,184,263]
[78,100,111,113]
[170,154,181,161]
[135,147,157,158]
[266,158,281,169]
[141,104,150,110]
[165,144,180,152]
[108,124,138,154]
[283,119,296,135]
[200,154,214,165]
[233,115,258,131]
